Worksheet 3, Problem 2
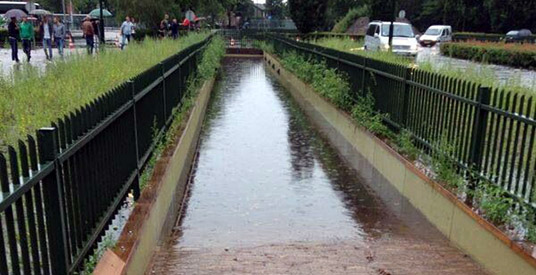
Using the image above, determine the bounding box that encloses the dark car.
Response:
[505,29,533,43]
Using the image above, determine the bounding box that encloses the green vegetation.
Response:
[350,91,392,139]
[278,50,391,138]
[431,138,465,189]
[475,183,514,225]
[396,130,419,161]
[253,40,275,53]
[0,32,210,149]
[441,42,536,69]
[280,51,353,111]
[331,5,370,33]
[313,37,364,52]
[82,235,115,274]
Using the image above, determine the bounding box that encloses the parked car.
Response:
[505,29,533,43]
[364,21,419,56]
[419,25,452,46]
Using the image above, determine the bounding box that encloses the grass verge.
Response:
[0,32,210,148]
[310,37,536,96]
[440,41,536,69]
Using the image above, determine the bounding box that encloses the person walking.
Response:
[40,16,53,60]
[120,16,133,50]
[53,16,66,57]
[170,18,179,39]
[19,16,34,62]
[163,13,170,35]
[8,17,19,63]
[82,16,95,54]
[158,20,167,38]
[131,17,137,37]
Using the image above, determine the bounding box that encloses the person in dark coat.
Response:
[7,17,19,63]
[170,18,179,39]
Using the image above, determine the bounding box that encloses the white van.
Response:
[364,21,419,56]
[419,25,452,46]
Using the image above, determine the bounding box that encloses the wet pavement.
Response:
[0,30,120,77]
[0,47,85,77]
[149,57,488,274]
[417,46,536,89]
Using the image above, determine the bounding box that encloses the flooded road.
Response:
[150,57,487,274]
[417,46,536,89]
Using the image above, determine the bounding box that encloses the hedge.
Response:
[453,32,536,43]
[440,42,536,69]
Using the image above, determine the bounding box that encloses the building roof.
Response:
[253,3,266,11]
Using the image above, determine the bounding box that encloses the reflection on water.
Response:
[177,57,392,248]
[417,46,536,89]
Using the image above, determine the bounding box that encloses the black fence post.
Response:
[401,67,412,127]
[466,87,491,204]
[129,81,141,200]
[38,127,69,274]
[160,62,168,122]
[361,57,367,96]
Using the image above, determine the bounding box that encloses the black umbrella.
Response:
[4,9,27,20]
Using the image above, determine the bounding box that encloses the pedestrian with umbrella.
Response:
[8,17,20,63]
[19,16,34,62]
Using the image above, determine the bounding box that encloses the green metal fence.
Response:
[268,34,536,211]
[0,34,213,274]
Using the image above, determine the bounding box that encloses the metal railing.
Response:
[0,34,213,274]
[266,34,536,210]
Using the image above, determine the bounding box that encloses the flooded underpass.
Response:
[149,57,488,274]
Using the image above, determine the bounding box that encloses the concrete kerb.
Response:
[94,78,215,275]
[263,52,536,275]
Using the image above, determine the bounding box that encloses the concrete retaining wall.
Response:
[264,52,536,275]
[94,78,215,275]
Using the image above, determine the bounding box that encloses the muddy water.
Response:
[150,57,487,274]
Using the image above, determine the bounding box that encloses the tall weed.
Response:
[0,32,211,148]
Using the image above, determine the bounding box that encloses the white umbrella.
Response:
[29,9,53,16]
[4,9,27,20]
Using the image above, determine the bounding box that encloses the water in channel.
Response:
[150,57,487,274]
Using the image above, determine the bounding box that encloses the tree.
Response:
[288,0,328,33]
[266,0,284,19]
[111,0,175,26]
[325,0,363,27]
[368,0,395,21]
